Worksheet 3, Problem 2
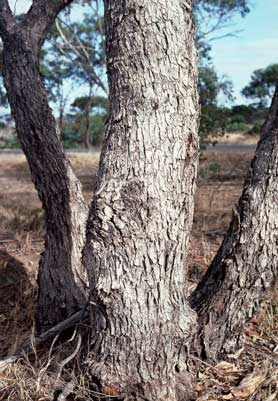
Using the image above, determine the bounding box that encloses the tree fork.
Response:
[0,0,88,332]
[190,86,278,361]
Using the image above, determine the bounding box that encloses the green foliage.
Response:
[242,64,278,106]
[247,123,262,136]
[194,1,250,147]
[61,113,105,148]
[0,0,251,151]
[61,121,82,148]
[0,134,20,149]
[198,161,221,182]
[226,121,248,132]
[198,65,234,146]
[71,95,108,114]
[225,114,247,132]
[90,114,105,144]
[40,52,73,104]
[199,105,230,148]
[199,66,234,107]
[195,0,250,57]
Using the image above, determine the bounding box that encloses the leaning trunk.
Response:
[2,29,88,332]
[190,87,278,361]
[83,1,199,400]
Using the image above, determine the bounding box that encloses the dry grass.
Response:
[0,251,36,358]
[217,133,259,145]
[194,288,278,401]
[0,150,277,401]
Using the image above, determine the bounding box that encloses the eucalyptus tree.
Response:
[0,1,276,401]
[242,64,278,107]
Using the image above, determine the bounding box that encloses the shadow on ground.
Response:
[0,250,36,357]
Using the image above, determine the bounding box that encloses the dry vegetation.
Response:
[0,150,277,401]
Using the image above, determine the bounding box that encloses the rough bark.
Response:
[0,1,88,332]
[190,87,278,361]
[83,1,199,400]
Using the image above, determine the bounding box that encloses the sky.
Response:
[7,0,278,106]
[208,0,278,104]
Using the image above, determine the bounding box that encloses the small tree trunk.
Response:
[2,28,88,332]
[190,87,278,361]
[83,1,199,400]
[84,85,93,150]
[58,85,66,136]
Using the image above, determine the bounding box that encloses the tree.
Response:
[0,0,88,332]
[40,48,73,133]
[0,1,277,401]
[194,0,250,47]
[242,64,278,106]
[190,88,278,359]
[71,94,108,147]
[198,65,234,146]
[0,1,250,150]
[194,1,250,146]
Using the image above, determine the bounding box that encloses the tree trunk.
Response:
[83,1,199,400]
[58,84,66,136]
[2,27,88,332]
[190,87,278,361]
[84,85,93,150]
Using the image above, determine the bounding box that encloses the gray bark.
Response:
[190,87,278,361]
[0,0,88,332]
[83,1,199,400]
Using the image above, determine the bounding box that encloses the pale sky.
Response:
[211,0,278,104]
[9,0,31,14]
[7,0,278,106]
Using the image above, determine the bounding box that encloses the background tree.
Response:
[194,0,250,42]
[198,65,234,147]
[0,0,251,150]
[0,0,88,331]
[242,63,278,107]
[40,50,73,133]
[70,94,108,147]
[194,0,250,146]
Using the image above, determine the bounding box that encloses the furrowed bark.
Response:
[0,3,88,332]
[190,87,278,361]
[83,1,199,400]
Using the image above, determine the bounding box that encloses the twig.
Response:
[57,380,75,401]
[0,308,89,371]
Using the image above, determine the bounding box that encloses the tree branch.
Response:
[21,0,75,46]
[0,0,16,40]
[55,18,108,95]
[0,307,89,371]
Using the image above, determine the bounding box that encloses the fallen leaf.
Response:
[214,361,242,379]
[230,371,266,399]
[215,361,240,374]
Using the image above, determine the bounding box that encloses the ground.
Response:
[0,148,277,400]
